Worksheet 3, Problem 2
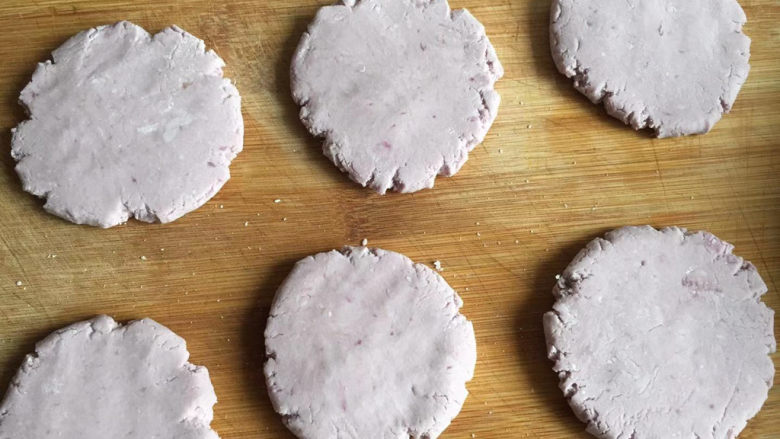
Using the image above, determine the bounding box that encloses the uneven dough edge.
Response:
[543,226,776,439]
[10,21,244,228]
[548,1,751,138]
[291,0,503,194]
[0,315,220,439]
[264,246,477,439]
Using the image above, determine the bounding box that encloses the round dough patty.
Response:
[264,247,476,439]
[550,0,751,137]
[0,315,218,439]
[11,21,243,228]
[544,226,776,439]
[292,0,503,194]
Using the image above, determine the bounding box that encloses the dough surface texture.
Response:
[0,315,219,439]
[544,226,776,439]
[11,21,243,227]
[550,0,750,137]
[292,0,503,193]
[265,247,476,438]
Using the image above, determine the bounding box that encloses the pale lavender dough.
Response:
[292,0,503,194]
[544,226,776,439]
[11,21,243,228]
[264,247,476,439]
[550,0,751,137]
[0,315,219,439]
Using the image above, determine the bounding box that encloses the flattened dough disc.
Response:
[544,226,776,439]
[292,0,503,194]
[550,0,750,137]
[11,21,243,228]
[264,247,476,439]
[0,315,219,439]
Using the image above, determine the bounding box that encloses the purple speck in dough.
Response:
[291,0,503,194]
[10,21,244,228]
[264,246,476,439]
[0,315,219,439]
[550,0,751,137]
[544,226,776,439]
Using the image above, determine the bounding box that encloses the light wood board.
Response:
[0,0,778,437]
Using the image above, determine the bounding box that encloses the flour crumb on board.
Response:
[244,221,249,227]
[139,256,147,261]
[15,281,22,287]
[46,254,57,259]
[274,199,281,203]
[527,124,532,129]
[219,204,224,209]
[433,260,443,271]
[361,238,368,246]
[282,217,287,222]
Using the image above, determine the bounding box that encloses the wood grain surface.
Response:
[0,0,778,437]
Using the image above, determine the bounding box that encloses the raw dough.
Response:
[292,0,503,194]
[550,0,751,137]
[0,315,218,439]
[11,21,243,228]
[544,226,776,439]
[264,247,476,439]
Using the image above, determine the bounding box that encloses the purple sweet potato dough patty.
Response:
[550,0,751,137]
[0,315,219,439]
[544,226,776,439]
[264,246,476,439]
[291,0,503,194]
[11,21,243,228]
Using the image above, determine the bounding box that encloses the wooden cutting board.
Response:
[0,0,777,437]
